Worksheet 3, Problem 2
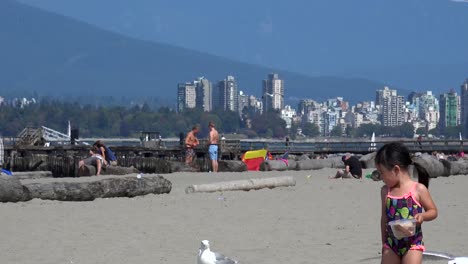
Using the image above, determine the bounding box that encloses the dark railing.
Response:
[4,138,465,155]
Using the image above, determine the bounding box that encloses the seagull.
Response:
[424,251,468,264]
[197,240,238,264]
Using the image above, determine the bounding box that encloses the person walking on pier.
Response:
[185,126,200,165]
[208,121,219,172]
[330,154,362,179]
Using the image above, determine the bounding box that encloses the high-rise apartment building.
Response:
[376,86,405,127]
[417,91,439,130]
[216,76,238,112]
[376,86,396,106]
[461,79,468,137]
[238,91,249,116]
[177,82,196,113]
[321,111,338,136]
[439,90,459,133]
[262,73,284,113]
[195,77,212,112]
[298,99,320,116]
[381,93,405,127]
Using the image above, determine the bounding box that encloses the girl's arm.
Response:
[380,186,388,245]
[99,147,106,161]
[415,183,438,224]
[96,159,102,176]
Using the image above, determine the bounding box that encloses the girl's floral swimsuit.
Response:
[384,182,425,256]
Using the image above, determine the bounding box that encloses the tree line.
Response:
[0,100,288,139]
[0,100,460,139]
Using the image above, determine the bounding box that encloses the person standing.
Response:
[377,142,437,263]
[208,122,219,172]
[330,154,362,179]
[185,126,200,165]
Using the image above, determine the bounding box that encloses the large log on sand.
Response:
[413,155,448,178]
[0,176,30,202]
[445,160,468,175]
[79,165,139,177]
[296,156,344,171]
[23,175,172,201]
[360,152,377,169]
[0,175,171,202]
[218,160,247,172]
[168,161,197,172]
[11,171,53,180]
[259,160,297,171]
[185,176,295,194]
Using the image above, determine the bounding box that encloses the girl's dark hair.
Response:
[375,142,429,188]
[93,140,105,147]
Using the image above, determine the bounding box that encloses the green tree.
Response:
[302,122,320,137]
[399,122,415,138]
[415,127,427,136]
[330,125,343,137]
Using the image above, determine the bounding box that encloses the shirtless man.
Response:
[208,121,219,172]
[185,126,200,165]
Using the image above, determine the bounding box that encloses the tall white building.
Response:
[376,86,396,106]
[217,76,239,112]
[376,87,406,127]
[280,105,296,129]
[415,91,439,130]
[177,82,196,113]
[461,79,468,137]
[262,73,284,113]
[195,77,212,112]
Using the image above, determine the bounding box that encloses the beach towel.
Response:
[242,149,268,171]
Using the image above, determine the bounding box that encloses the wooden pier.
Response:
[2,139,466,177]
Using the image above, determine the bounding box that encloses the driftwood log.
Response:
[218,160,247,172]
[259,160,297,171]
[367,154,468,181]
[413,155,448,178]
[0,175,30,202]
[412,155,468,178]
[24,175,172,201]
[360,152,377,169]
[168,161,198,172]
[297,154,311,161]
[185,176,296,194]
[78,165,139,177]
[296,156,344,171]
[10,171,53,180]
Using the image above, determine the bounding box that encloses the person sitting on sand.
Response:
[78,146,104,176]
[330,154,362,179]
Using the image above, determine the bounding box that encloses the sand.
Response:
[0,168,466,264]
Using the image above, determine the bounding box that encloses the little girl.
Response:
[376,142,438,264]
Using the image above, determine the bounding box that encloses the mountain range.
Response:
[0,0,393,105]
[15,0,468,93]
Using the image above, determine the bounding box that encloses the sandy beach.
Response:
[0,168,466,264]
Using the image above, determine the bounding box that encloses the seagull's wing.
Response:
[423,251,455,260]
[449,257,468,264]
[214,252,238,264]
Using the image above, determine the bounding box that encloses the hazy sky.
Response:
[17,0,468,91]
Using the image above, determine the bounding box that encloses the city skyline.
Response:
[175,73,468,137]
